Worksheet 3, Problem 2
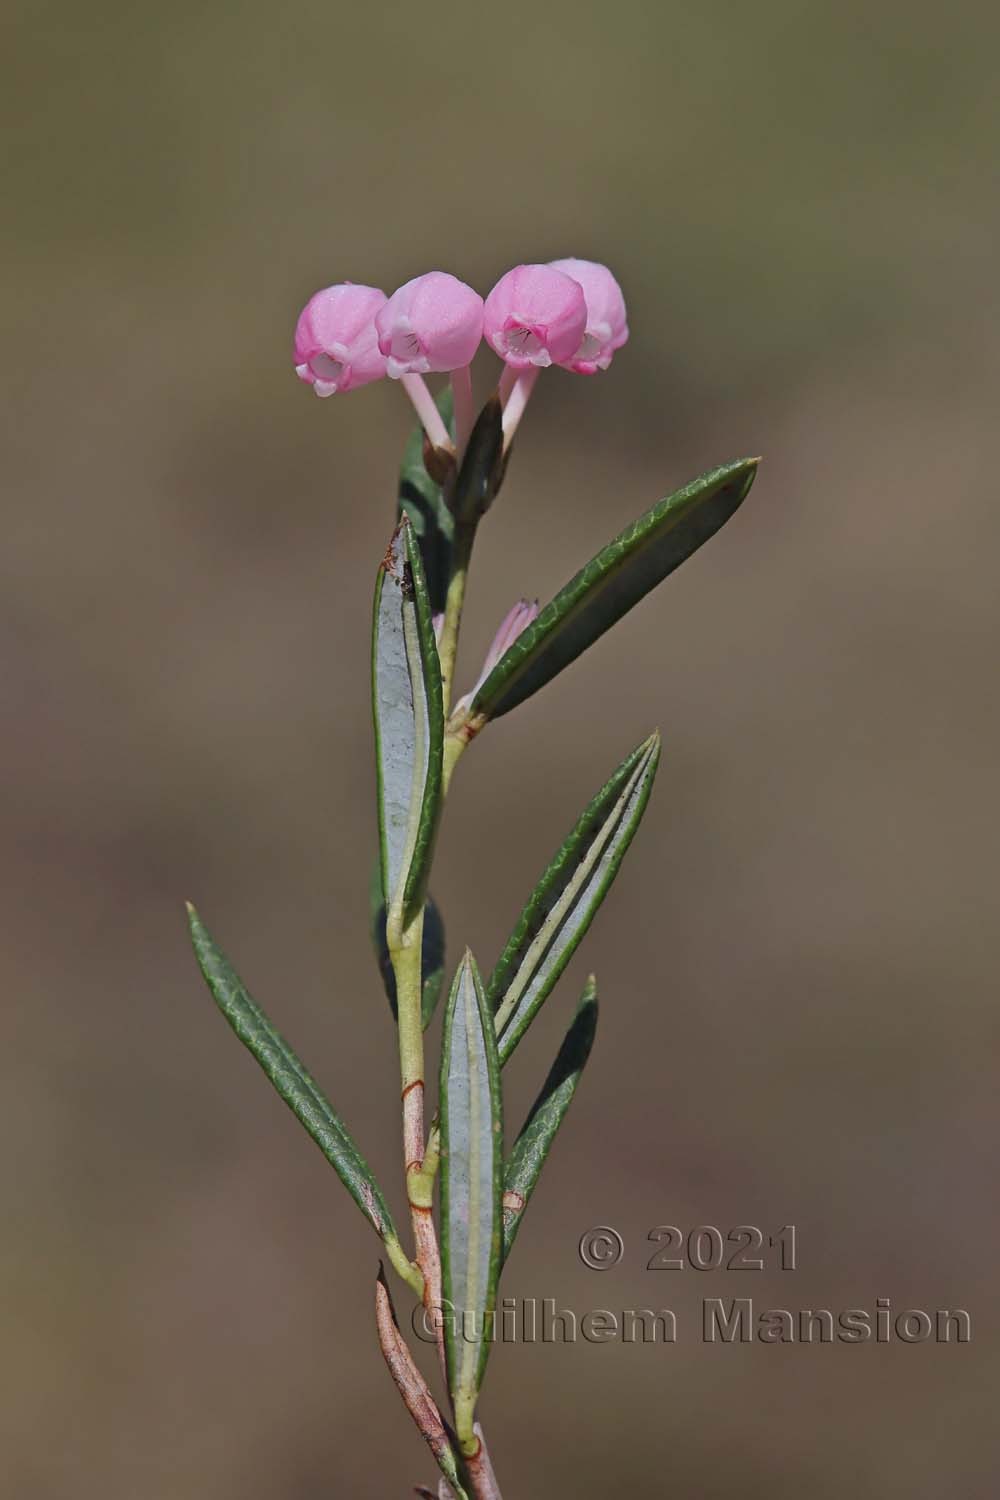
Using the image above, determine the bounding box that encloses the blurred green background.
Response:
[3,1,998,1495]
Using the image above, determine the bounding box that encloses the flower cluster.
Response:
[294,260,628,449]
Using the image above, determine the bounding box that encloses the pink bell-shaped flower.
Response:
[293,283,388,396]
[483,264,587,370]
[548,258,629,373]
[375,272,484,378]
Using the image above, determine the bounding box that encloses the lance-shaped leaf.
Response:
[397,387,455,616]
[440,952,503,1446]
[490,732,660,1065]
[187,904,404,1255]
[450,395,504,524]
[502,978,598,1260]
[470,458,758,721]
[369,864,447,1029]
[373,518,444,925]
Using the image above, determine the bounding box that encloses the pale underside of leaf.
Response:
[471,458,758,721]
[490,732,660,1066]
[440,954,502,1430]
[373,519,444,923]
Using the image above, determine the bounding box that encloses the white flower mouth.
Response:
[391,326,423,360]
[502,324,551,366]
[310,353,344,384]
[385,320,429,378]
[574,323,611,363]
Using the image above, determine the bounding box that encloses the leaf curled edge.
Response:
[372,517,444,925]
[489,731,660,1065]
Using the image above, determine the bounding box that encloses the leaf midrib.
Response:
[457,969,484,1398]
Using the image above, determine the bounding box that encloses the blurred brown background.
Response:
[3,1,998,1495]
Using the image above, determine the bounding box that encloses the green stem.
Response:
[389,906,451,1397]
[388,906,445,1336]
[437,520,477,716]
[388,909,425,1124]
[384,1231,425,1298]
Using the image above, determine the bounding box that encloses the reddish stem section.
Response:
[402,1079,425,1173]
[374,1270,456,1481]
[411,1206,446,1380]
[464,1425,503,1500]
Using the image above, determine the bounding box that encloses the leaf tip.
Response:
[576,977,599,1032]
[734,456,761,497]
[456,948,482,995]
[380,516,410,578]
[639,729,662,774]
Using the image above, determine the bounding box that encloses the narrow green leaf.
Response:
[503,978,598,1260]
[187,904,398,1244]
[372,518,445,924]
[450,395,504,524]
[440,952,503,1445]
[470,458,758,721]
[397,387,455,616]
[490,732,660,1065]
[369,863,447,1029]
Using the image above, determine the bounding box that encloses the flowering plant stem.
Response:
[192,260,758,1498]
[388,505,483,1476]
[437,518,478,721]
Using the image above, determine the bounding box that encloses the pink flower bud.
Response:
[454,599,540,714]
[375,272,484,378]
[548,258,629,373]
[483,264,588,370]
[479,598,540,681]
[293,283,388,396]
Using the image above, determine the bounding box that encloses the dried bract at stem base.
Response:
[375,1269,469,1500]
